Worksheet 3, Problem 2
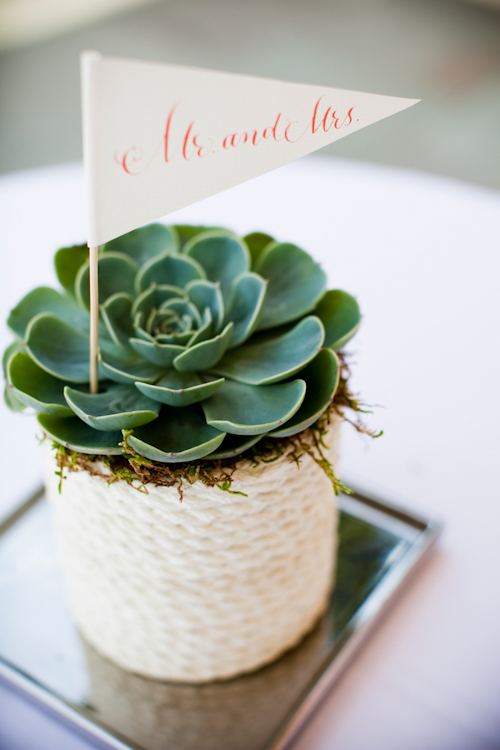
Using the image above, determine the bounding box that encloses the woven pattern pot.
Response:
[44,416,341,683]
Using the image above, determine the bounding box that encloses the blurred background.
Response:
[1,0,500,187]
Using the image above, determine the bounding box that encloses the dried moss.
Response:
[52,353,380,499]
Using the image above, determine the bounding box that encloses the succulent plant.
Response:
[4,224,361,462]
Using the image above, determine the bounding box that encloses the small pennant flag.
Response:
[81,52,418,247]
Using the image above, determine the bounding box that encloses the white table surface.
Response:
[0,156,499,750]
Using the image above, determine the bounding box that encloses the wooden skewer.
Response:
[89,245,99,394]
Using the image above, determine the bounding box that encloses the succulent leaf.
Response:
[128,338,185,367]
[135,370,224,407]
[76,252,138,309]
[64,383,160,431]
[161,298,203,328]
[3,340,22,376]
[26,313,93,383]
[184,231,250,301]
[269,348,340,438]
[254,242,327,329]
[54,244,88,295]
[8,351,74,416]
[3,342,26,412]
[213,316,324,385]
[8,287,89,339]
[4,384,26,412]
[133,319,155,342]
[101,293,135,348]
[131,285,186,317]
[203,378,306,435]
[99,344,164,383]
[173,322,233,372]
[126,405,225,462]
[186,308,214,347]
[135,252,205,294]
[186,280,224,332]
[155,331,193,346]
[175,225,223,249]
[225,272,266,347]
[206,432,264,459]
[102,224,179,265]
[314,289,361,350]
[244,232,274,267]
[38,414,123,454]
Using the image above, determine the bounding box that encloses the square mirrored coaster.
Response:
[0,486,440,750]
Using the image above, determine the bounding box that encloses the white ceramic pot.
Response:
[44,416,341,683]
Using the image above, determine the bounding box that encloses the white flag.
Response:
[81,52,418,247]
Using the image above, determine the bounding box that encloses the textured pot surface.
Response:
[44,417,341,683]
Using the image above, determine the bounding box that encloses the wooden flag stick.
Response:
[89,245,99,393]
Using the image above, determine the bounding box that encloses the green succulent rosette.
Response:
[3,224,361,462]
